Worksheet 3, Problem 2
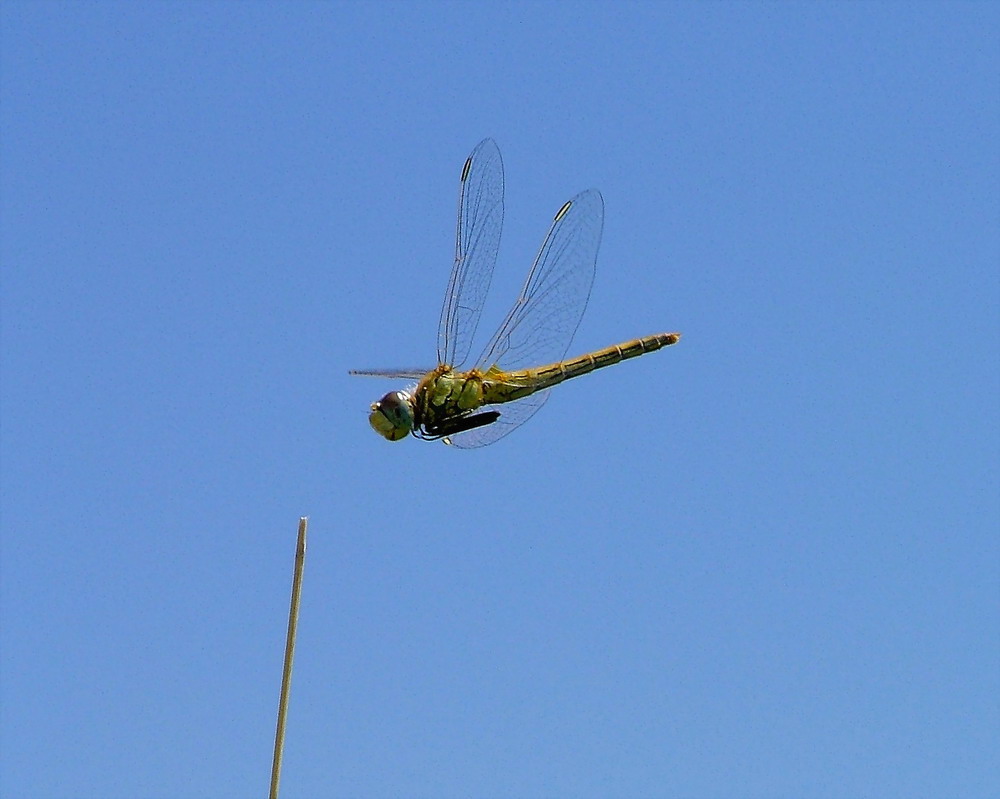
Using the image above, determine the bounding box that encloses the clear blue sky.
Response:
[2,3,998,797]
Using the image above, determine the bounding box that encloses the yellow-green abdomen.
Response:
[483,331,681,403]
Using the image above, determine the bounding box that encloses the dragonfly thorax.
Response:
[420,368,485,416]
[368,390,415,441]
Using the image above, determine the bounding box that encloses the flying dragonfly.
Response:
[350,139,681,448]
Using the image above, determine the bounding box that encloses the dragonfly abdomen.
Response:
[508,331,682,394]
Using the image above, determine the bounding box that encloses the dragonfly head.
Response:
[368,390,415,441]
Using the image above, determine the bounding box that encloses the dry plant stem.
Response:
[269,516,308,799]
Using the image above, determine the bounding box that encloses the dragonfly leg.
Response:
[426,411,500,439]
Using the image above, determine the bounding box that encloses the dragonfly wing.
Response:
[349,368,433,379]
[443,390,551,448]
[475,189,604,373]
[437,138,504,369]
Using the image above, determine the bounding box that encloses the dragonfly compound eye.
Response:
[369,391,414,441]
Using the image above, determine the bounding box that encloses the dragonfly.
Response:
[350,139,681,448]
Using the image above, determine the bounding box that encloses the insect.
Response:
[350,139,681,447]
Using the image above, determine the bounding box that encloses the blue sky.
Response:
[2,2,998,797]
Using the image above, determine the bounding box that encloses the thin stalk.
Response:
[269,516,308,799]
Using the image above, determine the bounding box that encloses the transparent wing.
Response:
[446,190,604,446]
[474,189,603,373]
[437,138,504,369]
[443,391,551,448]
[349,368,434,379]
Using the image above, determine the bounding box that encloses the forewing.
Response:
[437,138,504,369]
[348,368,434,379]
[475,189,603,373]
[443,391,551,448]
